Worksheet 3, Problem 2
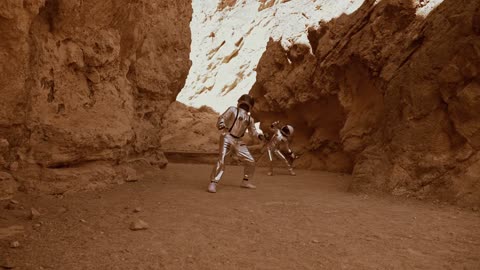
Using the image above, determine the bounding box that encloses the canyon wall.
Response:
[0,0,192,198]
[177,0,366,112]
[251,0,480,206]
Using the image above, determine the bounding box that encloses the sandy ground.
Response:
[1,163,479,270]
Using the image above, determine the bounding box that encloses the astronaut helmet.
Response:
[280,125,294,137]
[237,94,255,111]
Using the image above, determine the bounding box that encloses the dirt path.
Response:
[1,163,479,270]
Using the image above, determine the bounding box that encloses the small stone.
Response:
[9,200,19,205]
[29,208,41,220]
[129,219,149,231]
[10,241,20,248]
[311,239,320,244]
[79,219,87,223]
[472,206,479,212]
[133,207,142,213]
[57,207,68,214]
[34,223,41,228]
[121,166,138,182]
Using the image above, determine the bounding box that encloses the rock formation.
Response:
[160,102,219,153]
[0,0,192,195]
[177,0,366,112]
[2,0,478,207]
[251,0,480,206]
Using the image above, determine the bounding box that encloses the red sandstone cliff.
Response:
[0,0,192,198]
[251,0,480,206]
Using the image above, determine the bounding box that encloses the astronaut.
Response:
[208,94,264,193]
[266,121,296,176]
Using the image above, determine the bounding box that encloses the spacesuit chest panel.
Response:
[269,130,286,148]
[229,109,250,138]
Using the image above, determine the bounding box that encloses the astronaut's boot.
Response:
[240,179,256,189]
[207,182,217,193]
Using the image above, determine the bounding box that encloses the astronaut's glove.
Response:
[218,122,226,130]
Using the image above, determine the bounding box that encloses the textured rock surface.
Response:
[251,0,480,206]
[177,0,366,112]
[0,0,192,194]
[160,102,220,152]
[0,172,18,200]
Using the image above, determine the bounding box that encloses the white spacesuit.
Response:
[267,121,296,176]
[208,94,264,193]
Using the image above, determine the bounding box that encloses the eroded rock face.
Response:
[251,0,480,206]
[177,0,366,112]
[0,0,192,194]
[160,102,220,153]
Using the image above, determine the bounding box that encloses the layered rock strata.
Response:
[251,0,480,206]
[0,0,192,195]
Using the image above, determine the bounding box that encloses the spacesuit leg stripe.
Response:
[274,149,292,169]
[267,148,274,173]
[210,134,233,182]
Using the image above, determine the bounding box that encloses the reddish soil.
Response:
[1,163,479,269]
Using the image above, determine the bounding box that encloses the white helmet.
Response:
[281,125,294,137]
